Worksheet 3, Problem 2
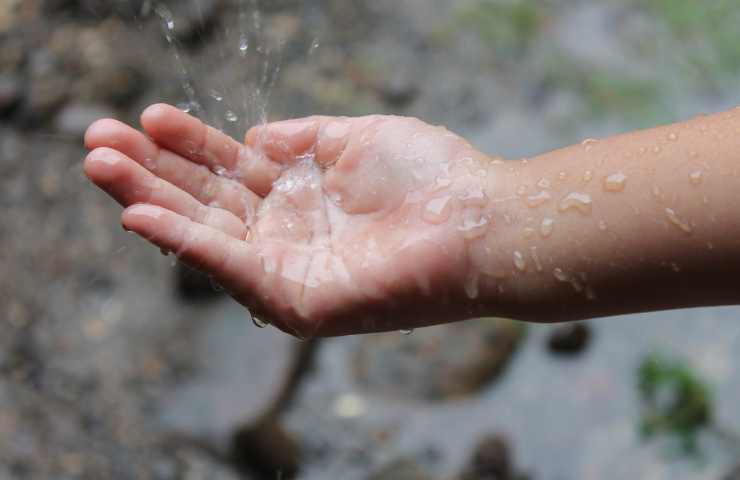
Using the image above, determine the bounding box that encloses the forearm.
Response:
[470,107,740,323]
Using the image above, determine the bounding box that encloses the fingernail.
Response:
[126,204,163,219]
[89,148,120,166]
[267,118,317,138]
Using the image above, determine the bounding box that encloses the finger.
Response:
[85,147,247,239]
[245,116,353,169]
[140,103,281,196]
[85,118,260,221]
[122,204,261,294]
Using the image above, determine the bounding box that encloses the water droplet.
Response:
[434,176,452,190]
[536,178,551,189]
[558,192,593,215]
[464,272,479,299]
[667,132,679,142]
[458,212,489,239]
[522,227,536,239]
[582,138,598,151]
[689,170,704,185]
[652,185,664,202]
[553,268,570,282]
[422,195,453,224]
[670,262,681,272]
[459,187,488,207]
[665,208,693,234]
[209,277,224,292]
[652,146,662,154]
[540,217,554,238]
[309,38,320,53]
[177,102,192,113]
[558,171,567,181]
[604,172,627,192]
[639,147,647,155]
[526,190,551,208]
[598,220,608,231]
[209,89,223,102]
[530,246,543,272]
[513,251,527,272]
[239,35,249,54]
[516,185,527,196]
[142,157,156,171]
[582,170,593,183]
[225,110,239,122]
[400,329,414,335]
[252,316,269,328]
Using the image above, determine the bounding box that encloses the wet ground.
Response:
[2,0,740,478]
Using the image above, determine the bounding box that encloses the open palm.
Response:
[85,105,489,336]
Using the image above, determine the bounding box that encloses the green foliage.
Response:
[539,53,665,127]
[637,353,713,455]
[457,0,546,56]
[642,0,740,77]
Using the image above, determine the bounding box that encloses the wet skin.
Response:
[85,104,740,337]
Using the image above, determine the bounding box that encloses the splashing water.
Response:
[143,0,322,140]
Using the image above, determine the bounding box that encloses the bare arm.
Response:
[472,107,740,323]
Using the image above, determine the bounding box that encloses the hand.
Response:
[85,104,493,337]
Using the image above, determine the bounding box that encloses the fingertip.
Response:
[84,118,124,150]
[140,103,181,133]
[84,147,124,183]
[246,117,322,160]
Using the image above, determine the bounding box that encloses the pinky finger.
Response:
[122,204,261,294]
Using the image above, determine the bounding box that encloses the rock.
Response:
[458,434,529,480]
[369,458,432,480]
[547,323,591,355]
[378,69,419,108]
[54,103,116,138]
[353,318,524,402]
[0,74,22,117]
[230,419,301,479]
[724,464,740,480]
[80,65,149,107]
[21,50,71,125]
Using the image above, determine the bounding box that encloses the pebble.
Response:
[547,323,592,355]
[55,103,117,138]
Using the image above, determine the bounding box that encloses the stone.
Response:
[458,434,530,480]
[379,69,419,108]
[230,419,301,479]
[0,74,22,117]
[54,103,116,138]
[547,323,591,355]
[81,65,149,107]
[21,50,72,125]
[353,318,524,401]
[724,464,740,480]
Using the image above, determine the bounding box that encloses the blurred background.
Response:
[2,0,740,478]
